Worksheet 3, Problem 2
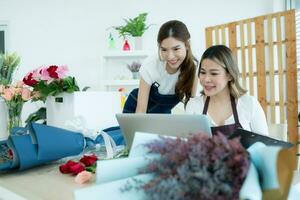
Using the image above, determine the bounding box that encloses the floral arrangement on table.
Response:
[59,154,98,184]
[23,65,80,102]
[130,133,250,200]
[0,52,21,85]
[0,81,36,132]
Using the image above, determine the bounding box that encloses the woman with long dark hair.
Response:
[123,20,198,113]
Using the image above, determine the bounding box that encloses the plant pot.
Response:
[133,36,143,50]
[132,72,140,79]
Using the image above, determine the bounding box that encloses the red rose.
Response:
[23,73,38,86]
[8,149,13,159]
[47,65,59,79]
[69,163,85,175]
[79,155,98,167]
[59,160,77,174]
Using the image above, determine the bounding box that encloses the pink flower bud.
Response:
[21,88,32,101]
[75,171,92,184]
[2,88,13,101]
[56,65,69,78]
[16,81,24,88]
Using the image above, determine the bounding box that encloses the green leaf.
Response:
[25,107,47,124]
[113,13,151,37]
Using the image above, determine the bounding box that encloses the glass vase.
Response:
[7,102,23,133]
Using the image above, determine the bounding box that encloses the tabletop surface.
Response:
[1,162,300,200]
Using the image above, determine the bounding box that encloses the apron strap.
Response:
[202,95,241,125]
[230,95,241,125]
[202,96,210,115]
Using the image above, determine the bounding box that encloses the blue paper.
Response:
[96,155,158,184]
[30,123,84,161]
[239,163,262,200]
[10,134,45,170]
[248,142,281,189]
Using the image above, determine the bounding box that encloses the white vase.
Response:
[0,98,8,141]
[133,36,143,50]
[132,72,140,79]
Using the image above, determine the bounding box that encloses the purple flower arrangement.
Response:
[139,132,250,200]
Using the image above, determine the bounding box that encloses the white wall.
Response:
[0,0,277,89]
[0,0,284,122]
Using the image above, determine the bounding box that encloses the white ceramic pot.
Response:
[0,98,8,141]
[133,36,143,50]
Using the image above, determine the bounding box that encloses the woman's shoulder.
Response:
[185,95,204,113]
[239,94,258,102]
[238,94,261,109]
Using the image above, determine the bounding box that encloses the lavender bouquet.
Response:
[138,133,250,200]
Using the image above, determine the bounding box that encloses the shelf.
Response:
[103,79,139,86]
[103,50,149,58]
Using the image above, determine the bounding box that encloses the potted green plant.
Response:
[0,52,20,85]
[114,13,151,50]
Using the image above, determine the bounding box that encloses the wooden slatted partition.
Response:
[205,10,298,166]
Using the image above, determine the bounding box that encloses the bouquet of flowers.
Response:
[23,65,80,102]
[0,52,21,85]
[0,81,35,131]
[59,154,98,184]
[137,133,250,200]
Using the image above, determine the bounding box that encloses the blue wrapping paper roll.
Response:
[29,123,84,161]
[0,123,85,172]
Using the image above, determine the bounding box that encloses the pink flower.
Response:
[56,65,68,79]
[2,88,14,101]
[40,67,52,82]
[21,88,32,101]
[16,81,24,88]
[75,171,92,184]
[32,67,43,80]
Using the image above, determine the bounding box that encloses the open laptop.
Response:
[116,113,212,149]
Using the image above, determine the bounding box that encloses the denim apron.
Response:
[123,82,180,113]
[203,95,242,137]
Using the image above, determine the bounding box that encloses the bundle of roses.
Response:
[59,154,98,184]
[135,132,250,200]
[0,81,35,102]
[23,65,79,102]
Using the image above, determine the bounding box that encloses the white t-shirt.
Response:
[139,55,180,95]
[185,94,269,136]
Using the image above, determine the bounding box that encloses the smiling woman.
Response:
[186,45,269,137]
[122,20,198,114]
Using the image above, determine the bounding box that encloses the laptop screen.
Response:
[116,113,212,149]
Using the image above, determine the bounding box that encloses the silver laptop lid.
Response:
[116,113,212,149]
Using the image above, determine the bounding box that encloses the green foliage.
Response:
[34,76,80,102]
[114,13,151,38]
[25,107,47,124]
[0,52,20,85]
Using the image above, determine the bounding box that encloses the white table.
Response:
[0,163,96,200]
[0,164,300,200]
